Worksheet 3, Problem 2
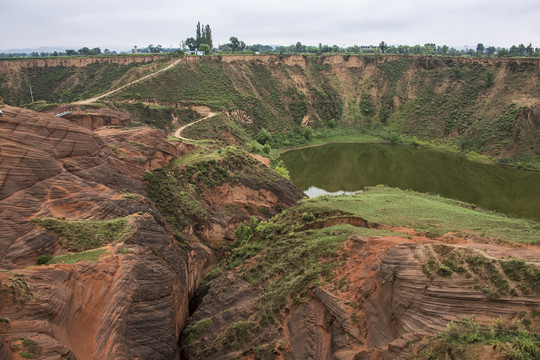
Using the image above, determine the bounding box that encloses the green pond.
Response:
[279,143,540,222]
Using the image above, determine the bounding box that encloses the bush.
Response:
[37,254,53,265]
[273,160,290,180]
[390,131,402,144]
[256,128,272,145]
[437,264,453,277]
[302,127,313,141]
[234,224,253,246]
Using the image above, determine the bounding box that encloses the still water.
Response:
[279,143,540,222]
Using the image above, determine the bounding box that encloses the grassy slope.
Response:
[187,186,540,356]
[298,186,540,244]
[3,55,538,164]
[110,55,539,167]
[226,186,540,320]
[0,58,166,105]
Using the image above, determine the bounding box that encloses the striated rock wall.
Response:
[0,105,303,359]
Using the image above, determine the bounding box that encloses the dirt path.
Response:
[173,112,217,141]
[72,58,182,105]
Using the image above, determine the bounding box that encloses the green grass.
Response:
[146,148,290,238]
[408,317,540,360]
[48,249,108,265]
[31,217,130,252]
[297,186,540,244]
[182,318,213,346]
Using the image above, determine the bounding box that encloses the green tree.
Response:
[497,48,509,57]
[379,41,388,53]
[229,36,240,52]
[256,128,271,145]
[204,24,213,49]
[196,21,202,48]
[441,45,449,55]
[485,46,496,57]
[185,37,197,51]
[199,44,210,54]
[476,43,484,56]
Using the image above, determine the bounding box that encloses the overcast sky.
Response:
[2,0,539,52]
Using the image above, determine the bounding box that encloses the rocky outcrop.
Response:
[62,109,132,130]
[0,106,303,359]
[182,225,540,359]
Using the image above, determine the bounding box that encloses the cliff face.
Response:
[181,202,540,360]
[115,54,540,158]
[0,106,303,359]
[0,55,167,105]
[1,54,538,157]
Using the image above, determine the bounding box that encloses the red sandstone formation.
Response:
[0,105,302,359]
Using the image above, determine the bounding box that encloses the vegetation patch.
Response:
[407,317,540,360]
[48,249,108,265]
[1,273,32,309]
[9,338,41,359]
[422,244,540,298]
[214,321,256,350]
[295,187,540,244]
[182,318,213,346]
[32,217,130,252]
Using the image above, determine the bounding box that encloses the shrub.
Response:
[37,254,53,265]
[389,131,402,144]
[302,127,313,141]
[234,224,253,246]
[256,128,272,145]
[437,265,453,277]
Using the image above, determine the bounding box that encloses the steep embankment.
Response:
[181,187,540,359]
[0,55,168,105]
[0,106,303,359]
[107,54,540,162]
[2,54,538,161]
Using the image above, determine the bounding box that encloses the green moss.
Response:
[31,217,130,252]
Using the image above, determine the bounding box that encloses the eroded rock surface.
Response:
[0,106,302,359]
[183,227,540,360]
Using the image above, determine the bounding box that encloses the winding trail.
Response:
[72,58,182,105]
[173,112,217,141]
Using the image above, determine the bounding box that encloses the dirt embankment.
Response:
[0,55,165,72]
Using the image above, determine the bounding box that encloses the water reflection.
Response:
[279,143,540,222]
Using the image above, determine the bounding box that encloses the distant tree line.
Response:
[2,26,539,59]
[217,40,539,58]
[0,44,179,58]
